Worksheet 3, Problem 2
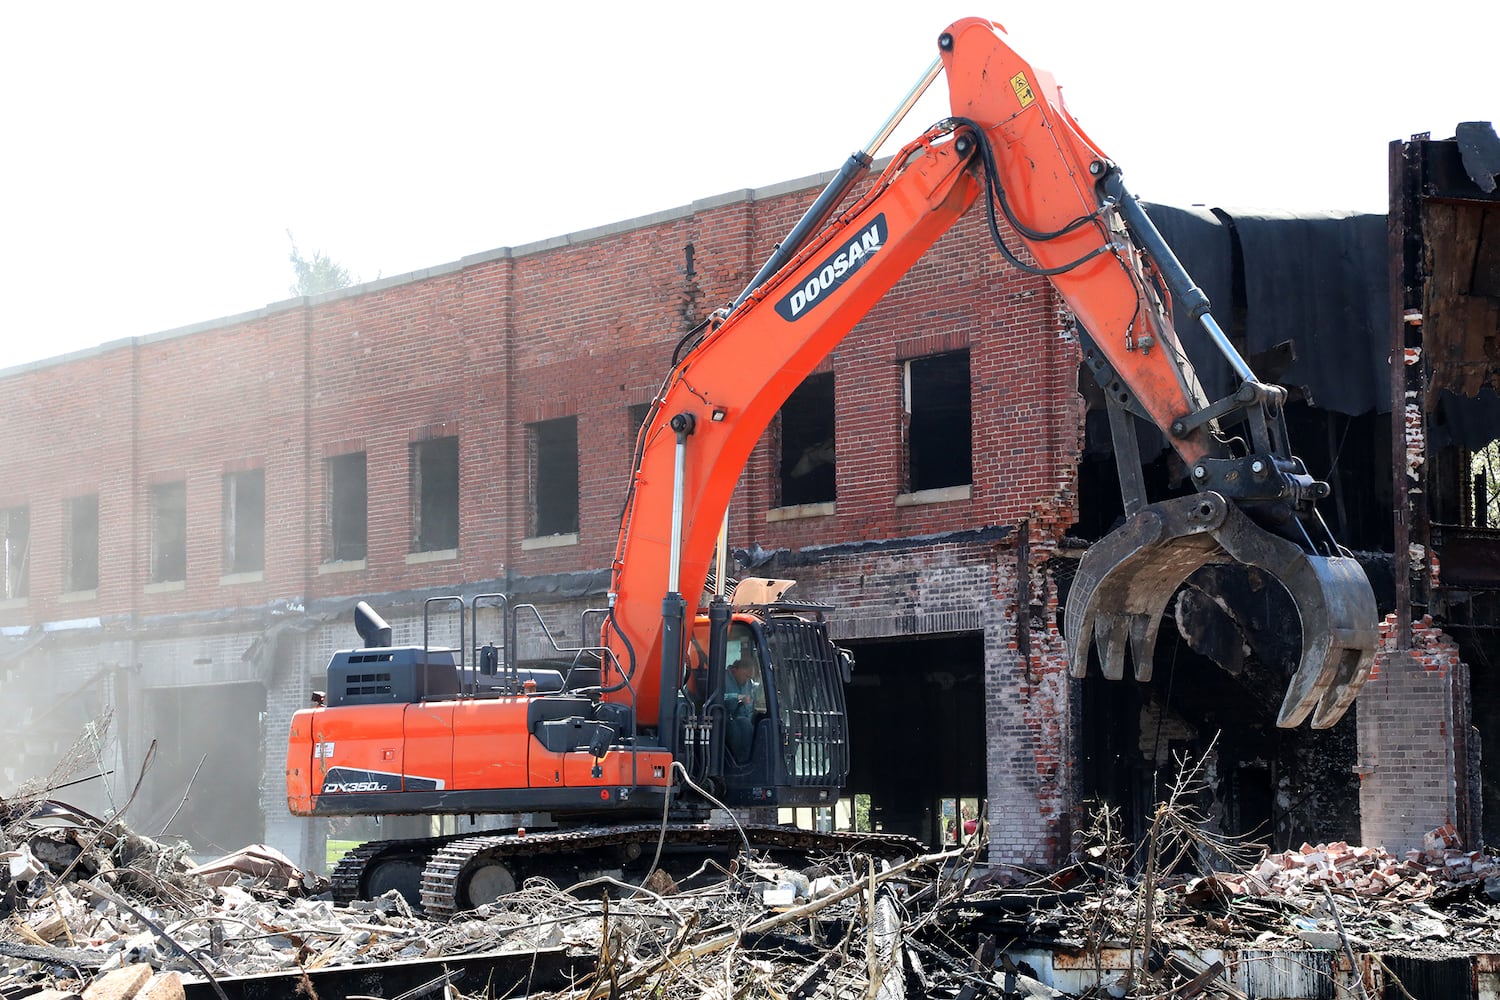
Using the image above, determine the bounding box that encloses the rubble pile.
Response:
[8,785,1500,999]
[3,792,1014,998]
[1195,824,1498,905]
[1157,830,1500,958]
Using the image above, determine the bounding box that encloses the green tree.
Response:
[287,230,355,297]
[1475,441,1500,528]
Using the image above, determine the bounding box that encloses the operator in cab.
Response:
[724,654,762,762]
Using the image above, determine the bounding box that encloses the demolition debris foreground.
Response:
[8,772,1500,999]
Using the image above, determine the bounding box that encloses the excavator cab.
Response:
[681,585,850,809]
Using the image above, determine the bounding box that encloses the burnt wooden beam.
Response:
[180,947,578,1000]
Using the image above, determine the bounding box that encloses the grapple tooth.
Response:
[1065,493,1379,729]
[1092,609,1172,682]
[1092,614,1131,680]
[1271,556,1378,729]
[1066,494,1229,682]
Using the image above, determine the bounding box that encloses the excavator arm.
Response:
[604,17,1376,735]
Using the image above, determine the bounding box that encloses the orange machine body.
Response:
[287,695,672,817]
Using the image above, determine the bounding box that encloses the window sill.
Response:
[0,597,27,610]
[894,484,971,507]
[318,559,367,575]
[220,570,264,586]
[766,501,836,523]
[406,548,458,565]
[59,590,97,604]
[521,533,578,551]
[144,580,186,594]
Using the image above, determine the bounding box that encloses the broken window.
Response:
[63,494,99,593]
[411,436,459,552]
[778,372,836,507]
[149,482,187,584]
[905,350,972,493]
[326,452,368,562]
[2,505,28,600]
[529,417,579,537]
[222,469,265,574]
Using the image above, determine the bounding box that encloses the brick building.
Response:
[3,138,1495,871]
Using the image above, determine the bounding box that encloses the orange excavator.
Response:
[286,17,1378,913]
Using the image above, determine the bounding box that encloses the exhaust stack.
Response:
[354,601,393,648]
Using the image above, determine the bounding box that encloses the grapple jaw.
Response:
[1064,493,1379,729]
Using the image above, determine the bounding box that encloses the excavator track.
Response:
[332,825,920,916]
[330,835,455,906]
[332,824,920,917]
[418,823,924,917]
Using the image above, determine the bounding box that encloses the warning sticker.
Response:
[1010,72,1036,108]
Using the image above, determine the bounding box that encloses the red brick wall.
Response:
[0,176,1081,648]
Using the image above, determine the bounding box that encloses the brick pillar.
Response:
[262,627,322,871]
[984,551,1073,869]
[1357,614,1468,852]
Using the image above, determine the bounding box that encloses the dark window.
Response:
[628,402,653,461]
[150,482,187,583]
[2,506,28,600]
[906,350,972,492]
[411,437,459,552]
[778,372,836,506]
[64,495,99,592]
[327,452,368,561]
[530,417,579,537]
[222,470,265,573]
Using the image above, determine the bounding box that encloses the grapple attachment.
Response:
[1064,493,1378,729]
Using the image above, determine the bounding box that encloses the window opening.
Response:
[326,452,367,561]
[905,350,973,492]
[2,506,28,600]
[937,795,981,845]
[222,470,265,573]
[778,372,836,506]
[529,417,579,537]
[411,436,459,552]
[1471,441,1499,528]
[628,403,652,459]
[64,495,99,592]
[149,482,187,583]
[852,793,872,832]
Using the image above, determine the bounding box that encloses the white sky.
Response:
[1,2,1491,371]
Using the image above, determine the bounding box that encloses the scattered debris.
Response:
[9,772,1500,999]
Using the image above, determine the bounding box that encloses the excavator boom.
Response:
[606,18,1376,732]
